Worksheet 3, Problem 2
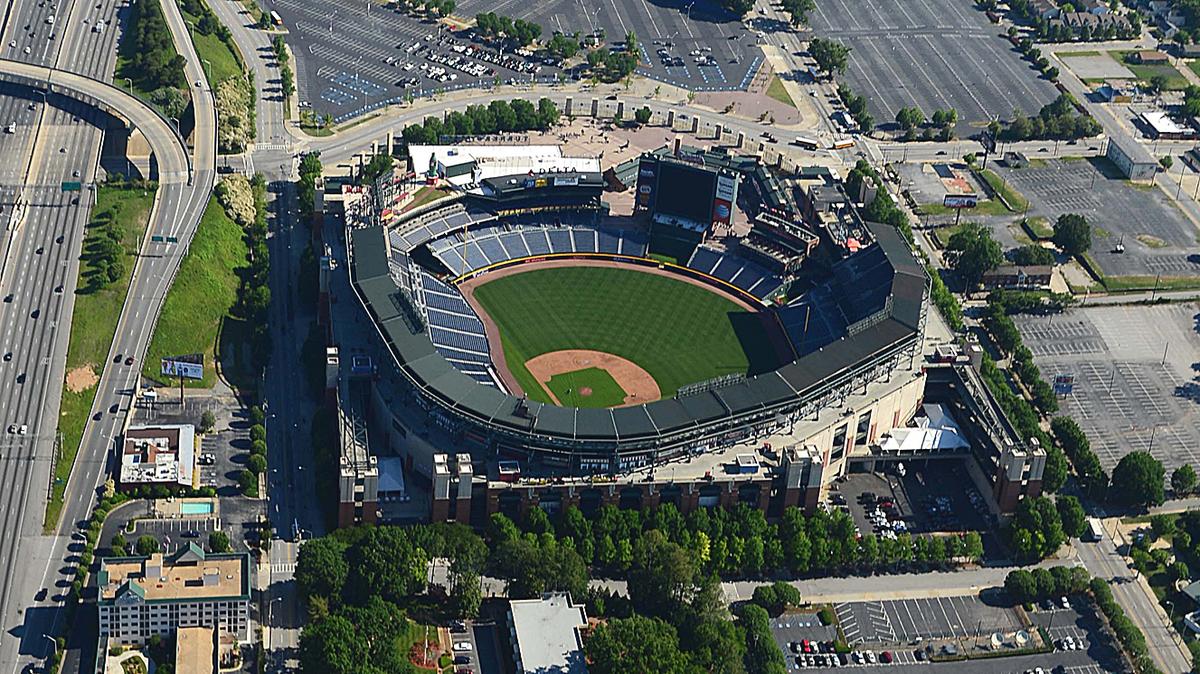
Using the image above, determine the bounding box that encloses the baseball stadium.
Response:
[344,142,930,506]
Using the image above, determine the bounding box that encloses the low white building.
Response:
[507,594,588,674]
[97,545,251,644]
[118,424,197,491]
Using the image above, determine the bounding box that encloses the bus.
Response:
[270,10,283,26]
[793,136,820,151]
[832,138,856,150]
[1084,517,1105,542]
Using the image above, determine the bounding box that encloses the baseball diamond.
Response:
[468,264,756,404]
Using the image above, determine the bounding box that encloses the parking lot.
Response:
[834,594,1022,646]
[835,461,992,537]
[274,0,565,121]
[807,0,1058,130]
[994,158,1200,279]
[455,0,761,92]
[1016,303,1200,474]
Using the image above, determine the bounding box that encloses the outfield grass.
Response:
[545,367,627,408]
[143,196,248,388]
[473,266,752,403]
[766,75,796,108]
[48,184,154,531]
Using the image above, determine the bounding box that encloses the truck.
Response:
[1084,517,1105,542]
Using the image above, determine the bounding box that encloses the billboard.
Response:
[634,157,657,210]
[553,175,579,187]
[712,198,733,227]
[161,353,204,380]
[715,173,737,202]
[943,194,978,209]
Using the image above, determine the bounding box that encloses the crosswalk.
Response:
[271,562,296,574]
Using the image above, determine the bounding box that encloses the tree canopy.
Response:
[1110,451,1165,509]
[1052,213,1091,256]
[947,222,1003,287]
[809,38,850,76]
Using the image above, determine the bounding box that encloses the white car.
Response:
[453,642,473,652]
[18,425,28,435]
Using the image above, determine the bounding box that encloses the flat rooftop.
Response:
[120,424,196,487]
[509,594,587,674]
[99,546,249,603]
[175,626,215,674]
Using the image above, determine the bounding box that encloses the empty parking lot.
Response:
[808,0,1058,130]
[835,595,1022,645]
[995,158,1200,279]
[1016,303,1200,474]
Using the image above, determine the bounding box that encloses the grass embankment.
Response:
[142,196,249,388]
[472,266,752,403]
[919,199,1012,218]
[766,75,796,108]
[47,184,155,532]
[181,9,244,85]
[977,169,1030,212]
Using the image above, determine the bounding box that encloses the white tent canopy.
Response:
[879,404,970,453]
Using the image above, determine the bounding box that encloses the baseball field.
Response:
[471,265,753,407]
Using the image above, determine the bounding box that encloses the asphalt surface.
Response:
[453,0,761,91]
[272,0,566,122]
[995,158,1200,279]
[0,0,214,670]
[1015,304,1200,476]
[806,0,1059,131]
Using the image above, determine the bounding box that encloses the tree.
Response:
[895,107,925,131]
[247,453,268,475]
[947,222,1004,287]
[1005,569,1038,604]
[249,424,267,443]
[346,527,429,605]
[1148,74,1169,94]
[627,530,698,617]
[237,469,257,497]
[809,38,850,76]
[1056,495,1087,538]
[1110,451,1165,508]
[1173,464,1198,496]
[634,106,652,125]
[586,616,695,674]
[136,535,161,556]
[1011,244,1055,266]
[625,30,637,53]
[296,537,350,602]
[1160,155,1174,170]
[207,530,231,553]
[781,0,816,25]
[360,154,395,183]
[449,568,482,618]
[740,605,787,674]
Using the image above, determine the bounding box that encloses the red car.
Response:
[880,651,893,663]
[124,356,134,365]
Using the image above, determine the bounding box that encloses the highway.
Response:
[0,0,214,669]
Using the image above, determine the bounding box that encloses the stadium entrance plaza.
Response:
[1015,302,1200,474]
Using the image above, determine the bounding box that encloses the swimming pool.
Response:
[180,501,214,515]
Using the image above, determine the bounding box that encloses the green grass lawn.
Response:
[1112,50,1189,90]
[181,0,246,87]
[919,199,1011,218]
[1022,216,1053,239]
[142,196,248,388]
[766,75,796,108]
[977,169,1029,212]
[545,367,628,408]
[48,184,154,532]
[473,266,752,403]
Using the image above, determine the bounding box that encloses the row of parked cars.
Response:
[791,650,900,668]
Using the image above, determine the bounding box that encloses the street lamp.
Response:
[41,634,57,661]
[202,58,213,86]
[685,1,696,21]
[122,77,132,94]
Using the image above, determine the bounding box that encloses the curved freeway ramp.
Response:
[0,57,192,183]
